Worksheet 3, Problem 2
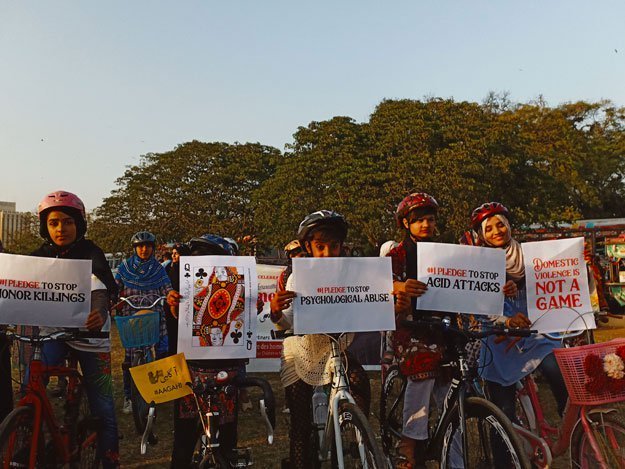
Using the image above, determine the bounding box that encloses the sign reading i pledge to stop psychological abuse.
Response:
[177,255,258,360]
[292,257,395,334]
[416,243,506,315]
[522,237,595,333]
[0,254,92,327]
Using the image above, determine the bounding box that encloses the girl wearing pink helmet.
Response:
[31,190,120,467]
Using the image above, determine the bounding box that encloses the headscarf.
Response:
[479,214,525,282]
[116,253,171,291]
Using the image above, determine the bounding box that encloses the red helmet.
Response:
[395,193,438,227]
[470,202,509,230]
[37,190,87,240]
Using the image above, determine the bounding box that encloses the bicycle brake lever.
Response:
[140,403,157,455]
[258,399,274,444]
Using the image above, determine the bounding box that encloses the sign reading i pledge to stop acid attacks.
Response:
[177,255,258,360]
[0,254,92,327]
[416,243,506,316]
[522,237,594,333]
[292,257,395,334]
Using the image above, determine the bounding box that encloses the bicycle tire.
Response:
[333,401,386,468]
[192,435,229,469]
[69,383,99,469]
[130,352,150,435]
[0,405,43,468]
[378,365,406,462]
[439,396,531,469]
[570,411,625,469]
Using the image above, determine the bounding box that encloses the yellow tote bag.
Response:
[129,353,193,404]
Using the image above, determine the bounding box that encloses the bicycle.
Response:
[186,366,276,468]
[275,330,386,469]
[512,338,625,468]
[380,317,532,468]
[0,327,108,468]
[113,294,165,452]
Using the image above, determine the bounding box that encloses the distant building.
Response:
[0,201,31,250]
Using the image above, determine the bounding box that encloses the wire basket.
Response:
[553,338,625,406]
[114,311,160,348]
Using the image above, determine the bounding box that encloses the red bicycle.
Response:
[0,327,107,468]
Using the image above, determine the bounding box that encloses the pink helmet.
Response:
[470,202,509,230]
[38,191,86,219]
[37,191,87,240]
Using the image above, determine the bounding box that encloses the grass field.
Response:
[9,315,625,468]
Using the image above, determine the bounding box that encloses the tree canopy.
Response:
[82,97,625,256]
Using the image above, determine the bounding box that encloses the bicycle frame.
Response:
[16,342,91,467]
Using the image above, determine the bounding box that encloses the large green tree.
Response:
[90,141,279,254]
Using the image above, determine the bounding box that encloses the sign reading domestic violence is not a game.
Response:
[522,237,594,333]
[0,254,92,327]
[292,257,395,334]
[416,243,506,315]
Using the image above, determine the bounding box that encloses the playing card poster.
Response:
[177,255,258,359]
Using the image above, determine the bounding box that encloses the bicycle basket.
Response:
[553,338,625,406]
[114,311,160,348]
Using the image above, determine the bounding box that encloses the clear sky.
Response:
[1,1,624,212]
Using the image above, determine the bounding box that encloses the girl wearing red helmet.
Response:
[470,203,568,427]
[31,190,120,467]
[387,192,447,469]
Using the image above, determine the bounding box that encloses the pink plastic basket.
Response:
[553,339,625,406]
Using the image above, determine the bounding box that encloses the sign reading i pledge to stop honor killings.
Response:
[523,237,594,334]
[416,243,506,316]
[0,254,92,327]
[177,255,258,360]
[292,257,395,334]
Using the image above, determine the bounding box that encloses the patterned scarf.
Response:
[116,253,170,291]
[480,214,525,282]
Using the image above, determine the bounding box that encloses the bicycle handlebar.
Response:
[399,316,536,341]
[1,327,109,343]
[113,295,166,311]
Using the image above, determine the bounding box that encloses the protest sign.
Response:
[129,353,192,404]
[292,257,395,334]
[177,255,258,359]
[416,243,506,315]
[523,238,595,333]
[256,264,286,359]
[0,254,91,327]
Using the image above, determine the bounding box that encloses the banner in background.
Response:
[0,254,91,327]
[416,243,506,316]
[523,237,595,333]
[177,255,257,359]
[292,257,395,334]
[256,264,286,359]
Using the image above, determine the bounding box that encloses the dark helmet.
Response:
[37,190,87,240]
[131,231,156,247]
[395,193,438,228]
[470,202,510,231]
[297,210,348,242]
[224,237,239,255]
[189,234,235,256]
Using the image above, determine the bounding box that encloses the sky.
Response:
[1,1,624,213]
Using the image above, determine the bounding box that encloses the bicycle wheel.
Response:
[333,401,386,468]
[0,406,43,468]
[68,383,99,469]
[379,365,406,462]
[192,435,229,469]
[130,352,150,435]
[439,396,530,469]
[571,411,625,469]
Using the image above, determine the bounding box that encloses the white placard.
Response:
[292,257,395,334]
[523,238,595,333]
[177,255,257,359]
[416,243,506,315]
[0,254,92,327]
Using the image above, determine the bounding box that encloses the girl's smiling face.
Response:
[483,216,510,247]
